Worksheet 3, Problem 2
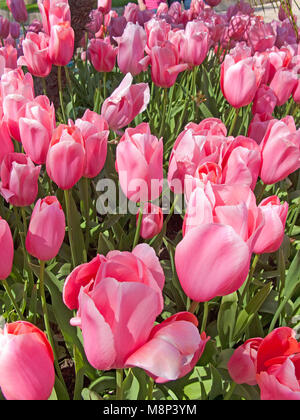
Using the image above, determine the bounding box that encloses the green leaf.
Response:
[233,282,273,341]
[122,368,148,400]
[217,293,238,349]
[269,251,300,332]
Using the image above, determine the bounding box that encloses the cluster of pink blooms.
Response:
[0,0,299,401]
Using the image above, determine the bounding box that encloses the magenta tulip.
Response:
[0,152,41,207]
[25,196,66,261]
[0,16,10,39]
[0,321,54,400]
[0,217,14,280]
[88,37,117,73]
[101,73,150,131]
[6,0,28,23]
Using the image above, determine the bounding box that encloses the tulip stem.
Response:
[41,77,47,96]
[164,195,179,227]
[224,382,236,400]
[64,66,76,121]
[57,66,67,124]
[64,189,77,268]
[188,300,199,314]
[241,254,259,303]
[103,72,107,103]
[2,279,24,320]
[133,203,144,250]
[39,260,67,391]
[116,369,124,400]
[147,377,154,400]
[158,88,168,139]
[228,107,239,136]
[257,183,267,203]
[82,177,90,259]
[201,302,209,333]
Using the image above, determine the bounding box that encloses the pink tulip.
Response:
[74,110,109,178]
[168,119,227,194]
[252,84,277,115]
[256,327,300,400]
[144,18,170,54]
[260,116,300,184]
[116,122,163,202]
[63,254,105,310]
[123,2,139,23]
[175,223,251,302]
[221,135,261,190]
[246,19,276,53]
[137,203,163,240]
[126,312,209,383]
[6,0,28,23]
[49,22,74,66]
[227,14,250,42]
[1,68,34,100]
[150,41,188,88]
[253,196,288,254]
[269,68,297,106]
[221,53,260,108]
[98,0,112,15]
[2,94,28,142]
[19,95,56,164]
[248,113,273,145]
[25,196,65,261]
[18,32,52,78]
[0,217,14,280]
[0,321,54,400]
[228,338,263,386]
[101,73,150,131]
[115,22,150,76]
[67,245,164,370]
[38,0,70,35]
[88,37,117,73]
[0,119,14,166]
[180,21,209,68]
[46,124,85,190]
[0,152,41,207]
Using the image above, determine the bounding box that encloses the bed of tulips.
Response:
[0,0,300,401]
